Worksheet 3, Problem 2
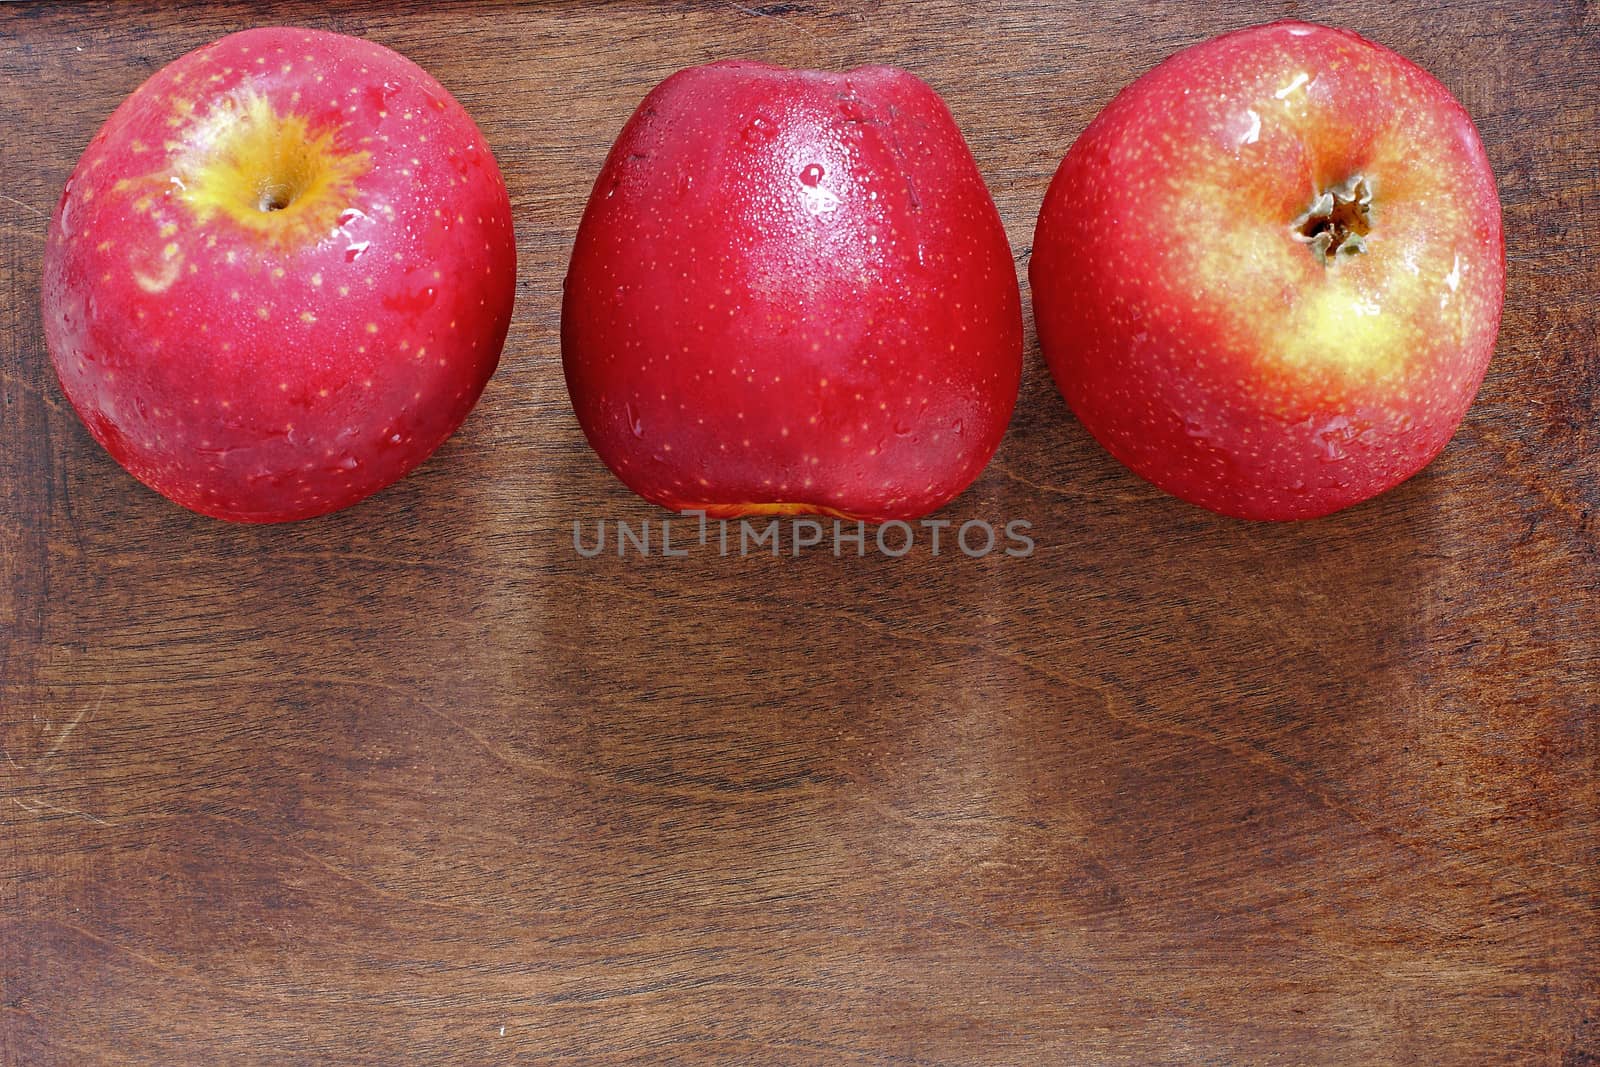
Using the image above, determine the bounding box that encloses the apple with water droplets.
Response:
[43,27,516,522]
[562,61,1022,522]
[1031,21,1504,520]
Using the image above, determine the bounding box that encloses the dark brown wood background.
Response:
[2,2,1597,1064]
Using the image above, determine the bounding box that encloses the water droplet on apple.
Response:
[337,207,368,228]
[742,115,775,145]
[1309,414,1373,463]
[1236,108,1262,148]
[624,402,644,439]
[800,163,825,187]
[799,181,841,216]
[335,455,359,471]
[952,419,964,436]
[344,241,370,262]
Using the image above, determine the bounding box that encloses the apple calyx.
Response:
[176,93,370,250]
[258,178,297,213]
[1294,175,1372,264]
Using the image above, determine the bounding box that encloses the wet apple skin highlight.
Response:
[563,61,1023,523]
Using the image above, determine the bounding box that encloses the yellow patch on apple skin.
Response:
[1276,277,1410,378]
[685,500,862,520]
[174,92,369,248]
[132,255,182,294]
[1178,169,1429,395]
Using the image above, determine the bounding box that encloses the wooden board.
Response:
[2,1,1596,1063]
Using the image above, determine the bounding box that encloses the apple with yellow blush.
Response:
[1030,21,1504,520]
[42,27,516,522]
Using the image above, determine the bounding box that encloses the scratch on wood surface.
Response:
[10,915,252,993]
[322,672,824,807]
[0,192,48,219]
[985,460,1083,500]
[269,549,485,580]
[41,688,103,762]
[721,0,819,41]
[13,795,109,827]
[186,810,499,919]
[1477,423,1597,537]
[0,371,70,415]
[826,603,1596,931]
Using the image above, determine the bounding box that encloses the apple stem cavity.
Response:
[1294,175,1372,264]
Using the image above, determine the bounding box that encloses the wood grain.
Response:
[2,1,1597,1064]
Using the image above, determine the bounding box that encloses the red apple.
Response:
[43,27,516,522]
[562,61,1022,522]
[1030,21,1504,521]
